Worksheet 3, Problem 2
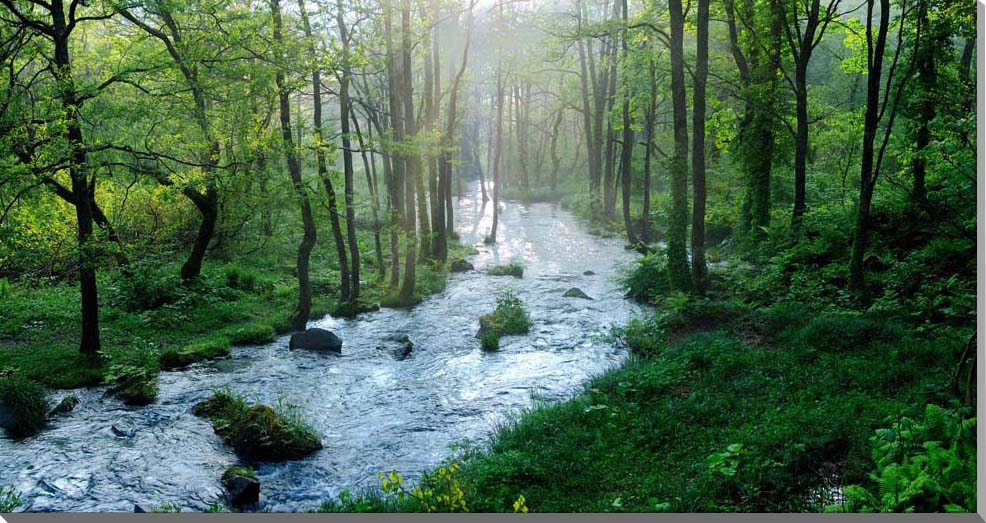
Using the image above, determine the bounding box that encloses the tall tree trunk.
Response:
[619,0,639,246]
[385,0,403,289]
[690,0,709,286]
[47,3,101,355]
[848,0,890,294]
[272,0,316,329]
[642,56,657,245]
[490,65,505,243]
[337,0,361,301]
[351,110,386,281]
[298,0,350,301]
[398,0,418,302]
[667,0,691,289]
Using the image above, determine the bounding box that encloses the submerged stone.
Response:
[563,287,593,300]
[450,259,474,272]
[289,328,342,353]
[583,270,595,276]
[49,395,79,417]
[222,467,260,509]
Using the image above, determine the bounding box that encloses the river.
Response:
[0,183,647,512]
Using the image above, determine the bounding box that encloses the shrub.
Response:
[479,293,531,342]
[193,388,322,461]
[487,264,524,278]
[480,330,500,352]
[160,336,231,370]
[618,252,669,303]
[224,264,262,292]
[106,257,183,312]
[0,376,50,438]
[829,404,976,513]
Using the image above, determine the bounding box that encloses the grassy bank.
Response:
[317,297,969,513]
[0,234,474,395]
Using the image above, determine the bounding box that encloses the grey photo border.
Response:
[2,0,984,520]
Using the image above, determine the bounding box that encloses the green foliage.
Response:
[479,292,531,345]
[224,264,266,292]
[0,376,50,438]
[436,302,960,512]
[618,251,669,303]
[152,502,182,513]
[102,344,159,405]
[105,256,185,312]
[830,404,976,513]
[225,322,276,345]
[193,388,322,461]
[487,264,524,278]
[160,335,231,370]
[0,485,23,512]
[480,330,500,352]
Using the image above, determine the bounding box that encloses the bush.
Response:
[160,336,231,370]
[480,293,531,341]
[106,257,183,312]
[0,376,50,438]
[619,252,669,303]
[224,264,264,292]
[829,404,976,513]
[193,388,322,461]
[480,330,500,351]
[487,264,524,278]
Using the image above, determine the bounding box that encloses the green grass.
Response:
[160,335,231,370]
[480,330,500,352]
[0,376,51,438]
[440,305,960,512]
[479,293,531,340]
[193,388,323,462]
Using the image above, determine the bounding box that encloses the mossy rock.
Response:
[380,293,423,309]
[230,405,323,461]
[160,338,231,370]
[487,264,524,278]
[563,287,593,300]
[49,394,79,417]
[450,259,474,273]
[0,376,50,438]
[108,376,158,406]
[194,391,322,462]
[222,466,260,508]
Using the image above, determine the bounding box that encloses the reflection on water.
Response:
[0,183,646,512]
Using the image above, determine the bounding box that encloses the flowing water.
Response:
[0,183,647,512]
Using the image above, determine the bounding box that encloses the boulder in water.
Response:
[49,394,79,417]
[450,259,474,273]
[583,270,595,276]
[134,504,149,513]
[222,466,260,509]
[563,287,593,300]
[289,328,342,353]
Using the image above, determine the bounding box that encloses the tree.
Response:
[690,0,709,286]
[666,0,691,289]
[271,0,317,328]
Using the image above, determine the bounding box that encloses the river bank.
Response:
[0,185,648,512]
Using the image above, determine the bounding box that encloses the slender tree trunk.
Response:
[351,111,386,281]
[398,0,418,302]
[337,0,361,301]
[667,0,691,289]
[848,0,890,294]
[642,56,657,245]
[272,0,316,329]
[691,0,709,286]
[385,0,403,289]
[490,65,505,243]
[619,0,639,246]
[298,0,350,302]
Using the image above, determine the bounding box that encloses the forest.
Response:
[0,0,978,513]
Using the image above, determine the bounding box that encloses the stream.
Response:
[0,183,647,512]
